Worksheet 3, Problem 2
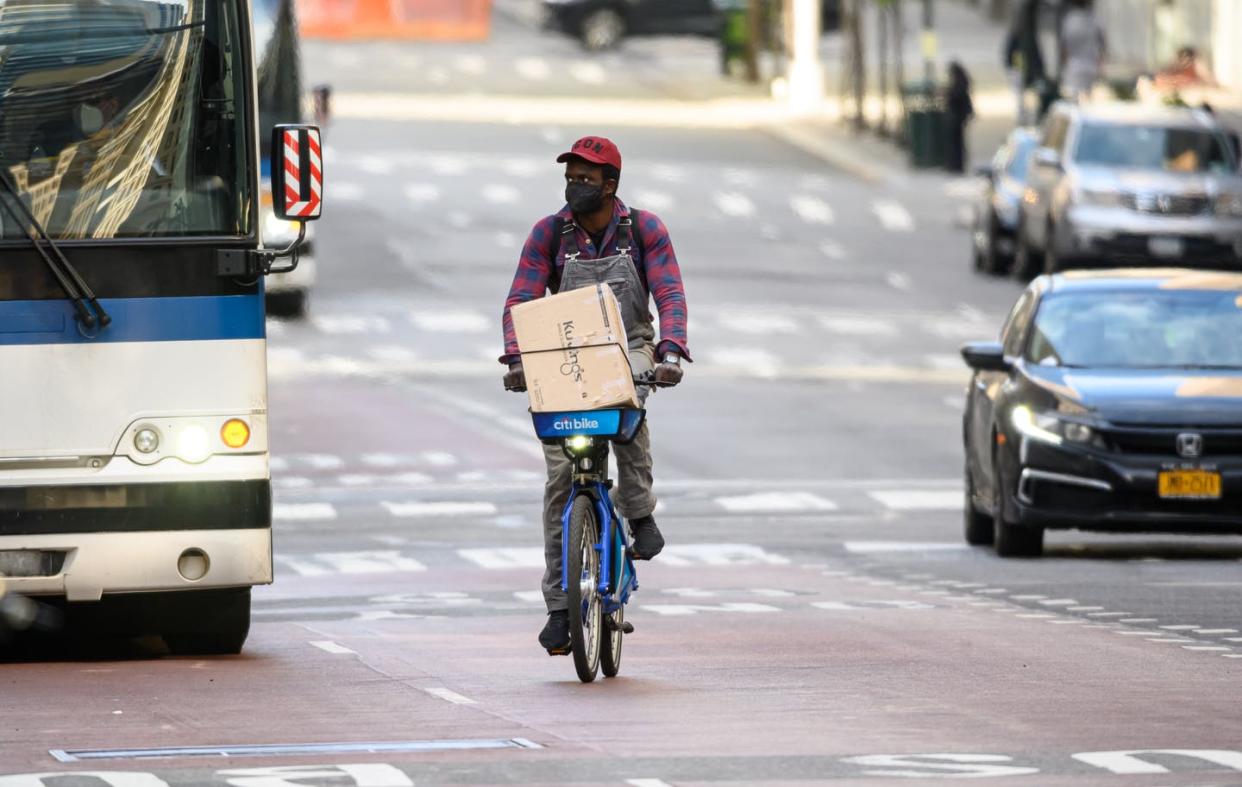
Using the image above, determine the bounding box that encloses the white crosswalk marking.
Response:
[869,490,963,511]
[515,56,550,80]
[790,195,835,224]
[459,547,545,569]
[452,54,487,76]
[727,312,801,335]
[332,182,366,202]
[872,199,915,232]
[818,241,846,260]
[310,640,357,655]
[813,600,935,610]
[277,551,427,576]
[483,184,521,204]
[886,271,913,290]
[642,602,781,616]
[410,310,490,333]
[569,61,607,84]
[817,315,899,337]
[634,189,674,212]
[405,183,441,203]
[273,503,338,521]
[659,544,792,566]
[367,345,417,363]
[713,191,756,218]
[422,451,459,467]
[383,501,499,518]
[300,453,345,470]
[715,492,838,513]
[312,315,391,335]
[361,453,406,468]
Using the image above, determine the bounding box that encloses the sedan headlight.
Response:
[1076,188,1124,208]
[1011,406,1102,447]
[1215,193,1242,218]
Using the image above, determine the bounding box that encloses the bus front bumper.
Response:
[0,528,273,601]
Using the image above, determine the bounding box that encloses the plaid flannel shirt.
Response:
[500,199,691,366]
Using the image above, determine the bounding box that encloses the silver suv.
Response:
[1014,102,1242,278]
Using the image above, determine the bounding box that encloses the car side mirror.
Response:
[961,341,1012,373]
[271,124,323,222]
[1033,147,1062,171]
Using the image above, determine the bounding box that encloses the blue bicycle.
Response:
[531,405,648,682]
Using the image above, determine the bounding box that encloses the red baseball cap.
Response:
[556,136,622,170]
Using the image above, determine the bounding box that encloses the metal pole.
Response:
[921,0,936,85]
[787,0,824,112]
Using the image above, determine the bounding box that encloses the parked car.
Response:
[1013,103,1242,280]
[543,0,840,51]
[972,128,1039,275]
[961,269,1242,557]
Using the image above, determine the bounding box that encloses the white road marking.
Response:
[626,779,674,787]
[1038,599,1078,607]
[872,199,915,232]
[367,345,418,363]
[723,168,759,187]
[1088,611,1130,617]
[844,542,969,554]
[357,154,392,175]
[277,551,427,577]
[660,543,792,566]
[817,315,900,337]
[818,241,846,260]
[569,61,607,84]
[1159,624,1200,630]
[422,451,459,467]
[361,453,405,468]
[405,183,442,203]
[383,501,499,518]
[515,57,550,80]
[633,189,674,212]
[1120,618,1158,623]
[813,600,934,611]
[273,503,338,521]
[715,492,838,513]
[424,687,478,705]
[886,271,913,290]
[925,353,965,370]
[651,164,685,182]
[1183,645,1232,652]
[459,547,545,569]
[483,184,521,204]
[751,588,796,598]
[1068,605,1104,611]
[273,477,313,490]
[312,315,391,335]
[869,490,963,511]
[331,182,366,202]
[727,312,802,335]
[513,590,544,604]
[410,309,490,333]
[310,640,356,655]
[790,195,835,224]
[1009,594,1047,600]
[642,602,781,616]
[1195,628,1238,634]
[713,191,756,218]
[269,456,289,472]
[452,54,487,76]
[703,347,781,378]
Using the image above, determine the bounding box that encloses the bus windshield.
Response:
[0,0,252,241]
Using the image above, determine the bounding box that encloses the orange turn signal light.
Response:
[221,419,251,449]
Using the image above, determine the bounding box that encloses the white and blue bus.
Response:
[0,0,321,654]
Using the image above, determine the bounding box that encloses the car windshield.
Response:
[1073,123,1234,173]
[1005,136,1038,179]
[0,0,251,240]
[1027,290,1242,370]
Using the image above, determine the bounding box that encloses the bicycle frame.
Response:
[559,478,639,615]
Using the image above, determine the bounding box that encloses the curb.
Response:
[764,122,900,185]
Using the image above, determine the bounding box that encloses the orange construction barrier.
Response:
[296,0,492,41]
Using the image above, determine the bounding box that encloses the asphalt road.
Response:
[5,12,1242,787]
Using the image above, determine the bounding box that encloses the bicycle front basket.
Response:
[531,409,645,443]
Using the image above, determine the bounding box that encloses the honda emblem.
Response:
[1176,433,1204,459]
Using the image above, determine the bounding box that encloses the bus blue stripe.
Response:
[0,295,265,345]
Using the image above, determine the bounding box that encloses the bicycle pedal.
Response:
[545,646,571,657]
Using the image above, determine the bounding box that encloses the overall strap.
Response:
[546,209,646,294]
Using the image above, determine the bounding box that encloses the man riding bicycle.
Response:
[501,136,691,654]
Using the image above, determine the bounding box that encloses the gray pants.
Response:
[541,344,657,612]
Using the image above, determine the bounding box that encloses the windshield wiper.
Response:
[0,171,109,330]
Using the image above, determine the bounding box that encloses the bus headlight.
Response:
[176,425,211,464]
[134,428,160,454]
[220,419,251,449]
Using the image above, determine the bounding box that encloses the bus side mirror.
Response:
[271,124,323,222]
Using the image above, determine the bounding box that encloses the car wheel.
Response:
[979,214,1006,276]
[992,456,1043,558]
[580,9,625,51]
[963,461,995,546]
[161,588,252,656]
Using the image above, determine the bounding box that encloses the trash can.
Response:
[715,0,749,76]
[902,81,947,169]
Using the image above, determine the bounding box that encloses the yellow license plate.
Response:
[1158,470,1222,500]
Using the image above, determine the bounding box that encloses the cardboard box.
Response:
[512,284,640,412]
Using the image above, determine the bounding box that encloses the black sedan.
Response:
[961,269,1242,556]
[972,127,1038,275]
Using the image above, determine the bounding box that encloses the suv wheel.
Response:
[580,8,624,50]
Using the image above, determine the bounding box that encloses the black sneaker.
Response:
[539,610,570,654]
[629,515,665,560]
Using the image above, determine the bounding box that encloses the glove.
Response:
[503,363,527,392]
[653,362,684,387]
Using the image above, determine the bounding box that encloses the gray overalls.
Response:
[540,213,658,613]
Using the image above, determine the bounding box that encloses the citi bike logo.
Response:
[553,416,599,431]
[560,320,583,382]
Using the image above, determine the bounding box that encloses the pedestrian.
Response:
[1003,0,1046,126]
[1059,0,1105,103]
[500,136,691,655]
[945,61,974,175]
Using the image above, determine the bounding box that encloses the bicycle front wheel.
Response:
[566,495,602,683]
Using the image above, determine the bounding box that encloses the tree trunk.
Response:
[744,0,762,83]
[878,3,890,135]
[846,0,866,130]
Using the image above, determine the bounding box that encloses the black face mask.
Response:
[565,182,605,214]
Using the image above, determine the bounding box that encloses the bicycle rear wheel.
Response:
[601,603,623,678]
[566,495,602,683]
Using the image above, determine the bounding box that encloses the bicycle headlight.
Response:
[566,435,593,453]
[1011,405,1100,447]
